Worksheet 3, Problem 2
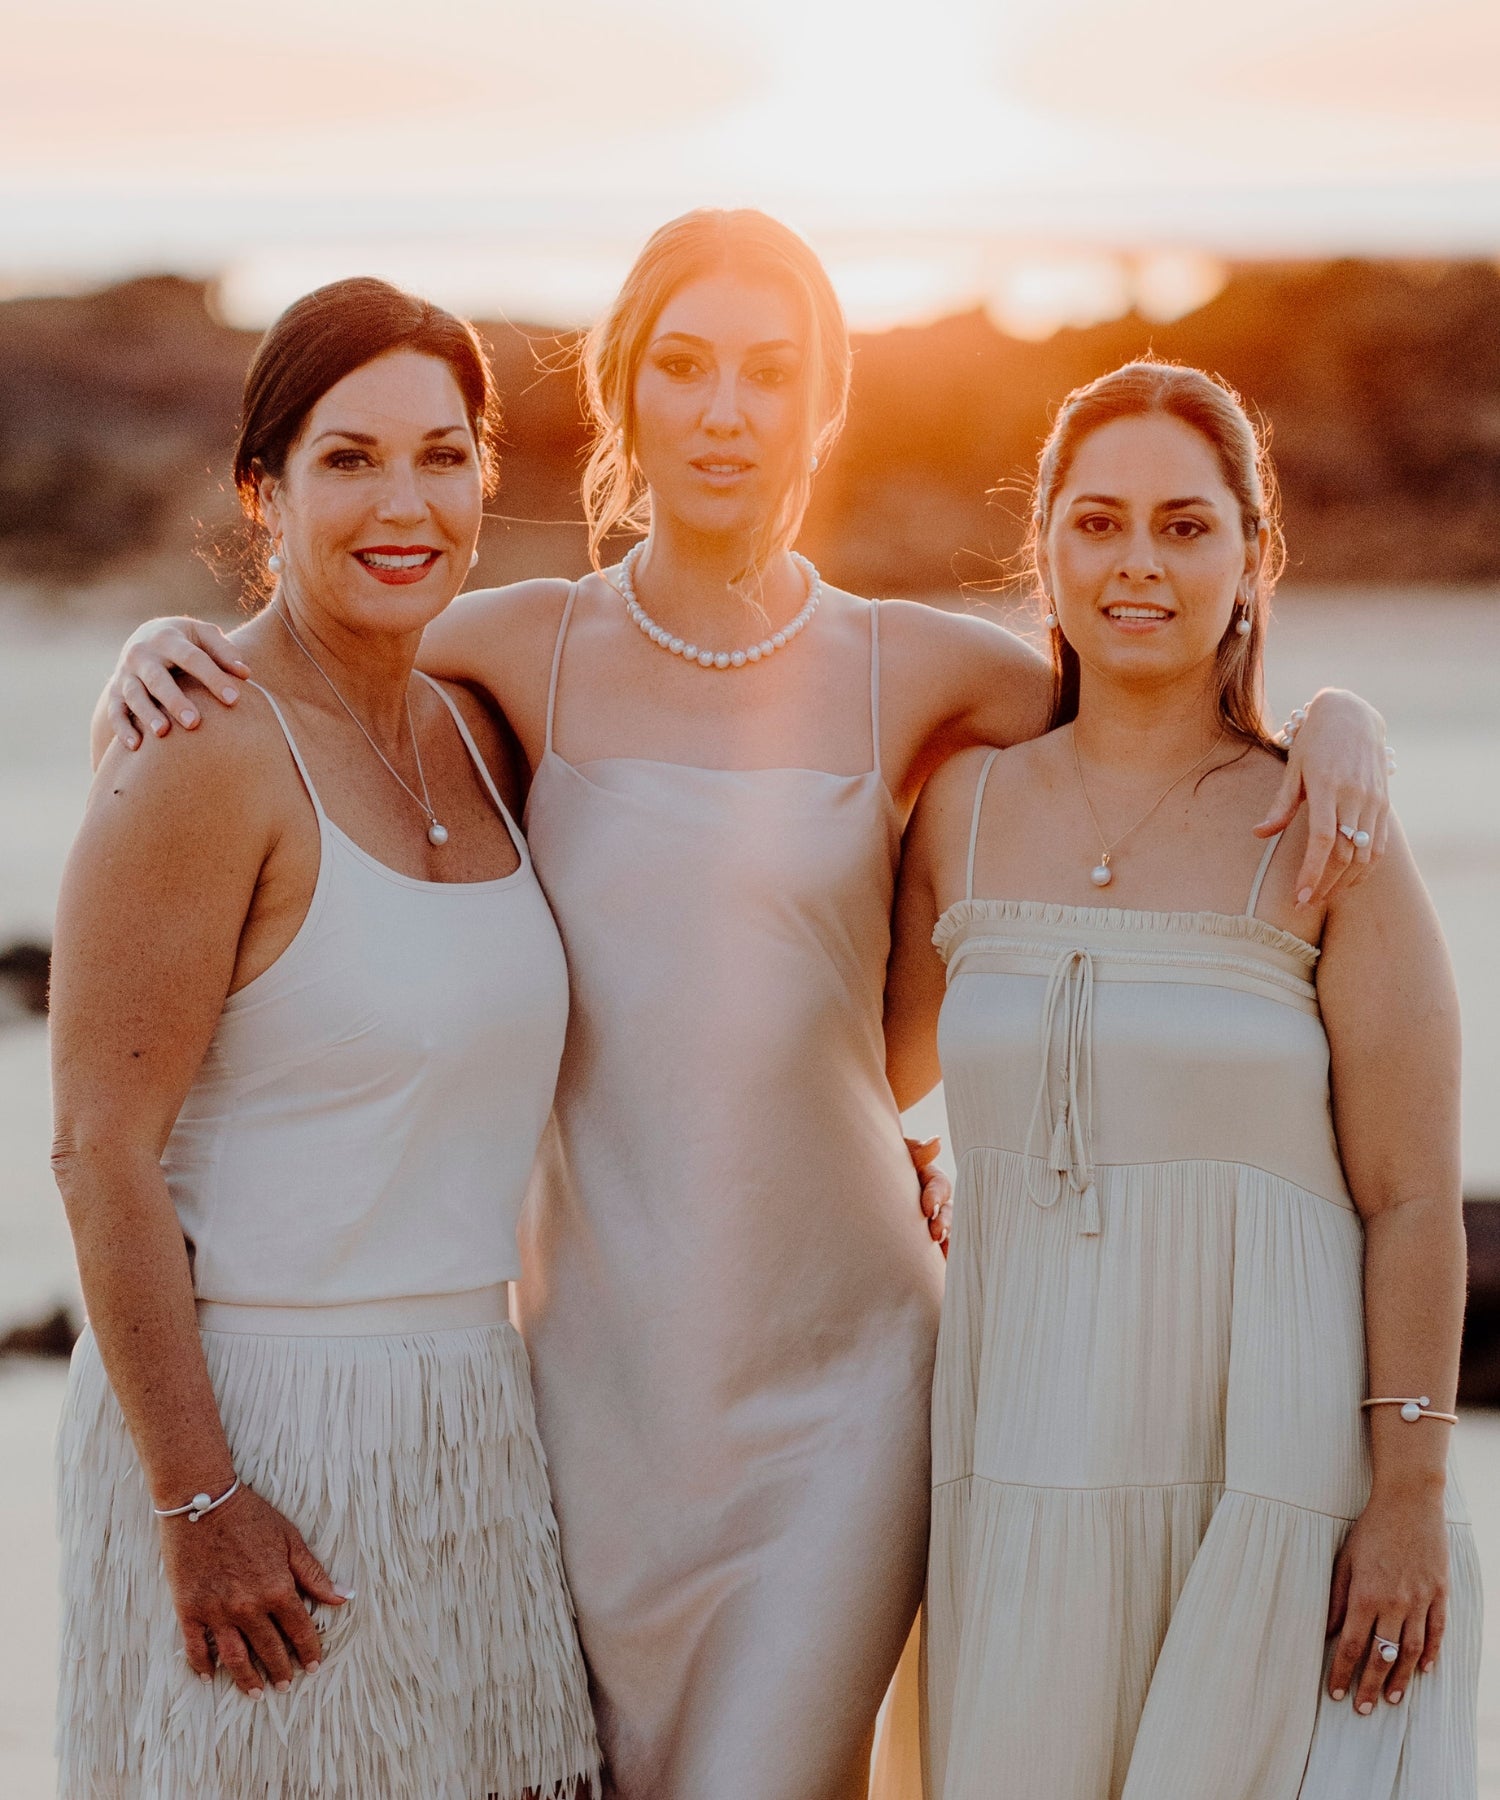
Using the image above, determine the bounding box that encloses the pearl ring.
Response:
[1374,1636,1400,1665]
[1338,824,1371,849]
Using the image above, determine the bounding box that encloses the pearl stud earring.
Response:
[1043,602,1057,629]
[810,452,820,473]
[267,550,285,574]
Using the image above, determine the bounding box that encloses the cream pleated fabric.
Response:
[923,752,1481,1800]
[519,592,944,1799]
[58,1305,599,1800]
[55,682,599,1799]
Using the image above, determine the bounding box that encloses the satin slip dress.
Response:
[517,589,944,1800]
[923,748,1481,1800]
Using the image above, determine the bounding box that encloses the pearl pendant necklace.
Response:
[616,542,822,669]
[1072,726,1227,890]
[275,606,449,847]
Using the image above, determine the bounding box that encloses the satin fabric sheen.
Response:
[519,592,943,1799]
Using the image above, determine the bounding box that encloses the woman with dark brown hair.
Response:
[95,218,1393,1800]
[51,278,598,1800]
[885,361,1480,1797]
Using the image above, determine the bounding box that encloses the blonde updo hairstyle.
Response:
[1026,359,1287,753]
[580,208,852,591]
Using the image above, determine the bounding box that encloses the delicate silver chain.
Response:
[273,606,439,832]
[1072,726,1226,870]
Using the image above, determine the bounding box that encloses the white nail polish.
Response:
[223,688,239,702]
[1357,1700,1373,1716]
[1331,1688,1346,1701]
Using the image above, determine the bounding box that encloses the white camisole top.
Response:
[162,679,569,1311]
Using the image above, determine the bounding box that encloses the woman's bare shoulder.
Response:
[84,681,291,868]
[419,577,577,686]
[876,596,1045,670]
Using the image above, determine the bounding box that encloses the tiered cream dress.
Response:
[923,749,1481,1800]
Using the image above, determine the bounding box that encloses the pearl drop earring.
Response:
[809,452,820,474]
[1235,595,1253,636]
[267,549,285,574]
[470,549,480,569]
[1043,602,1058,629]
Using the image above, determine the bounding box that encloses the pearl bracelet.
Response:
[1361,1396,1457,1425]
[153,1476,241,1522]
[1276,707,1397,774]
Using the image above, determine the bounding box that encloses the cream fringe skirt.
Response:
[55,1295,601,1800]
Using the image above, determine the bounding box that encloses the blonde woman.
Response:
[97,215,1390,1800]
[886,362,1479,1797]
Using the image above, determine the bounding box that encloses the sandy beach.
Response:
[2,589,1497,1791]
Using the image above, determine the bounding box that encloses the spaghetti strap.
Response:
[869,601,883,778]
[545,582,581,757]
[416,674,529,868]
[248,682,328,823]
[1245,830,1285,919]
[965,749,1002,902]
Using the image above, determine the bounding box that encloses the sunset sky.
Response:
[5,0,1499,330]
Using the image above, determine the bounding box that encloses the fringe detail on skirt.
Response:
[56,1321,601,1800]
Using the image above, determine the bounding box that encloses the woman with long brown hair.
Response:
[95,216,1392,1799]
[885,361,1479,1797]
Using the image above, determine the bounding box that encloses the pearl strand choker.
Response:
[617,542,822,670]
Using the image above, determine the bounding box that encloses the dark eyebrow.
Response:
[1068,492,1220,510]
[311,426,466,446]
[650,332,800,354]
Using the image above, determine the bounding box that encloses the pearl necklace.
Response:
[275,606,450,847]
[616,542,822,669]
[1072,726,1226,888]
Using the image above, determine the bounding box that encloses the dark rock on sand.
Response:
[1460,1200,1500,1406]
[0,940,49,1020]
[0,1305,78,1361]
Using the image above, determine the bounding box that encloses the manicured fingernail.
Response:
[181,709,198,727]
[248,1686,264,1701]
[223,687,239,703]
[1331,1688,1346,1701]
[274,1679,291,1693]
[1422,1660,1435,1673]
[151,719,167,735]
[1297,887,1313,906]
[126,734,140,749]
[199,1671,213,1684]
[1388,1690,1403,1704]
[306,1660,321,1675]
[336,1586,356,1599]
[1357,1700,1373,1716]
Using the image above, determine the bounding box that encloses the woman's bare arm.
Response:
[1315,817,1465,1715]
[52,721,345,1694]
[91,580,568,770]
[884,749,990,1112]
